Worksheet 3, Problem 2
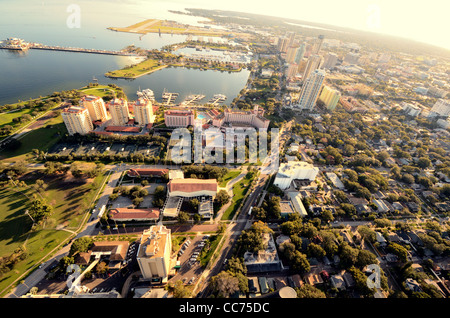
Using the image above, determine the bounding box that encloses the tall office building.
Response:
[323,53,338,69]
[319,86,341,111]
[302,54,323,82]
[297,69,326,110]
[277,37,289,53]
[79,95,108,122]
[136,225,172,282]
[311,35,324,54]
[62,106,94,135]
[133,98,155,126]
[294,43,306,64]
[285,63,299,79]
[109,98,130,126]
[286,46,299,63]
[286,31,296,47]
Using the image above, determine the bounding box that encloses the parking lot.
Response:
[170,234,211,286]
[48,142,161,158]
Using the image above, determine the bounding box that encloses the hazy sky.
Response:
[166,0,450,50]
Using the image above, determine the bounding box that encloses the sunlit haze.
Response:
[166,0,450,51]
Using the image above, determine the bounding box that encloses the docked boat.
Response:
[137,88,155,101]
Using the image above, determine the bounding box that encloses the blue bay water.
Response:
[0,0,249,105]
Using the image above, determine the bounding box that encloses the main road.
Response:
[194,120,293,297]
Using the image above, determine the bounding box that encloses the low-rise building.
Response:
[274,161,319,190]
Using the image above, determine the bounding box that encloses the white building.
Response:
[297,69,326,110]
[428,99,450,118]
[79,95,108,122]
[133,98,155,126]
[401,102,422,117]
[136,225,172,283]
[61,106,94,135]
[108,98,130,126]
[274,161,319,190]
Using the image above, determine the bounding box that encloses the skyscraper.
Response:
[297,69,326,110]
[302,54,323,82]
[286,46,299,63]
[109,98,130,126]
[277,37,289,53]
[311,35,324,55]
[79,95,108,122]
[294,43,306,64]
[61,106,94,135]
[133,98,155,126]
[323,53,338,69]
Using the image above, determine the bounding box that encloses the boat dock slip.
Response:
[208,94,226,106]
[181,94,205,106]
[162,89,179,106]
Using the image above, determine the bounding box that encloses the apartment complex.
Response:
[136,225,172,282]
[79,95,108,122]
[61,106,94,135]
[133,98,155,126]
[297,69,326,110]
[319,85,341,111]
[164,109,195,128]
[211,105,270,130]
[108,98,130,126]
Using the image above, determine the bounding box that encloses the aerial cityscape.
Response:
[0,0,449,306]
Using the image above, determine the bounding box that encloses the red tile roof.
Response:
[168,178,217,193]
[109,208,160,221]
[127,168,168,177]
[105,126,141,133]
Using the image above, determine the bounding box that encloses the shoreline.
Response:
[105,64,169,79]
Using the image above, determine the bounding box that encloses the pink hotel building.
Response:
[164,109,195,128]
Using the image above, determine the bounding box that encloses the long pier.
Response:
[0,39,142,57]
[180,94,205,106]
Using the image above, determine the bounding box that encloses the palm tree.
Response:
[122,223,127,234]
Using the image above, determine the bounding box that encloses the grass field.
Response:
[219,170,241,187]
[0,172,107,296]
[78,85,126,99]
[105,58,166,78]
[0,108,33,128]
[0,116,66,162]
[221,177,253,220]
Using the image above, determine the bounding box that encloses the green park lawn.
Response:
[0,172,107,296]
[221,177,253,220]
[0,116,66,162]
[105,58,164,78]
[78,85,125,99]
[219,169,241,187]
